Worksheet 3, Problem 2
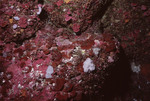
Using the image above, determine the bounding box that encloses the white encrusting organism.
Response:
[45,65,54,78]
[92,48,100,56]
[83,58,95,72]
[131,62,140,73]
[13,24,18,29]
[37,5,42,15]
[13,16,20,20]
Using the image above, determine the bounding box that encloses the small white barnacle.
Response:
[37,5,42,15]
[13,16,20,20]
[13,24,18,29]
[45,65,54,78]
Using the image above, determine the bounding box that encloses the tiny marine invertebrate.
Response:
[83,58,95,72]
[45,65,54,78]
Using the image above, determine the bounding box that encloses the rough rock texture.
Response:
[0,23,120,100]
[44,0,109,34]
[1,0,150,101]
[99,0,150,100]
[0,0,44,43]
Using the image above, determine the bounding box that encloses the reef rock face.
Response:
[0,0,43,43]
[0,0,120,101]
[45,0,107,33]
[0,27,120,100]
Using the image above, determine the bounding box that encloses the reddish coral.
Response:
[43,49,50,55]
[55,92,68,101]
[76,62,84,72]
[53,78,66,91]
[0,19,7,27]
[72,23,80,32]
[103,33,114,42]
[0,1,123,101]
[141,5,147,10]
[69,91,77,98]
[81,39,94,49]
[22,3,30,10]
[51,50,62,61]
[131,3,137,7]
[18,17,28,28]
[105,41,116,53]
[65,14,72,21]
[14,48,24,56]
[74,91,83,101]
[63,82,73,92]
[46,0,103,33]
[56,0,64,6]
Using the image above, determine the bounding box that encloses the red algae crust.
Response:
[0,28,120,100]
[0,0,121,101]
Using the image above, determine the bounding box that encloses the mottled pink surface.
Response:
[0,25,120,100]
[1,0,150,100]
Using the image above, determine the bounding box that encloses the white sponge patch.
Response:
[83,58,95,72]
[45,65,54,78]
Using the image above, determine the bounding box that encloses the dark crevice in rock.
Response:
[39,9,49,21]
[82,47,132,101]
[102,47,132,101]
[80,0,114,35]
[92,0,114,21]
[15,32,36,46]
[38,0,44,4]
[17,0,36,3]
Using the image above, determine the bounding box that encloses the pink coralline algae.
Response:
[18,17,28,28]
[0,0,122,101]
[22,3,30,10]
[0,19,8,27]
[72,23,80,32]
[56,0,64,6]
[141,5,147,10]
[45,0,105,33]
[131,3,137,7]
[0,27,120,100]
[64,14,72,21]
[0,0,43,42]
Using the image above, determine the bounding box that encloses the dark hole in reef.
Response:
[92,0,114,21]
[101,47,132,101]
[75,31,82,36]
[17,0,36,3]
[39,9,48,21]
[38,0,44,4]
[67,19,72,25]
[14,33,36,46]
[83,47,132,101]
[17,0,23,3]
[76,0,114,35]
